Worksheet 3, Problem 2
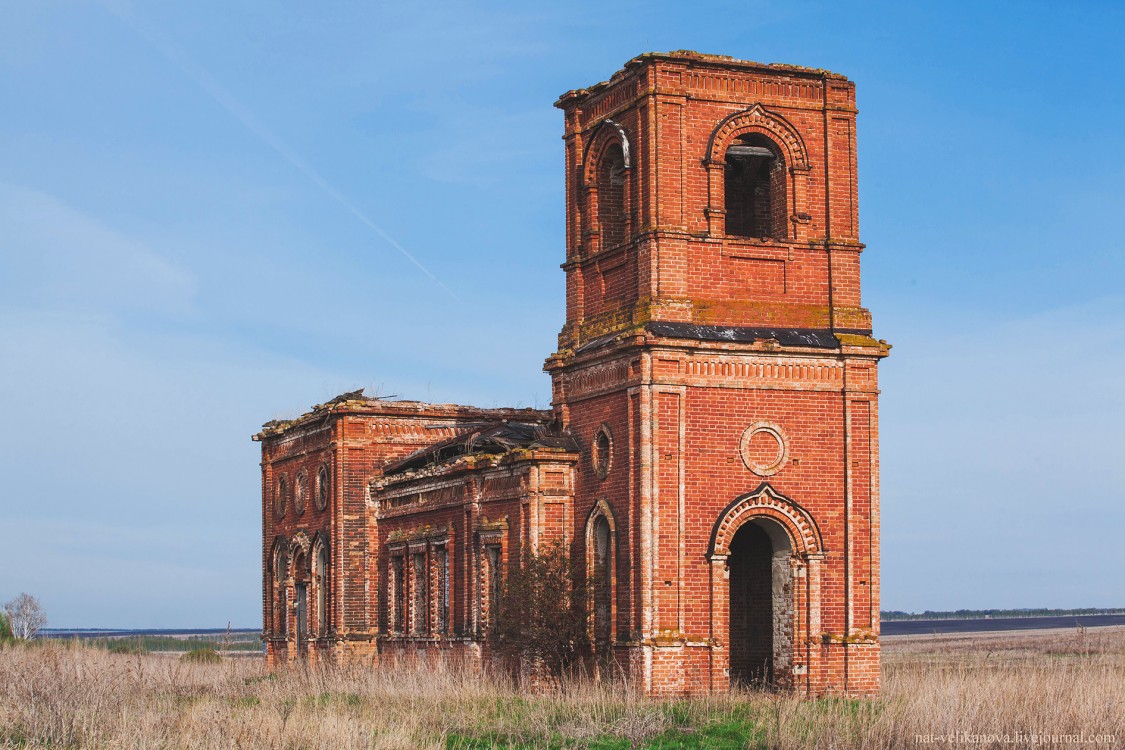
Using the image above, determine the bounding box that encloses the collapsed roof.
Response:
[384,421,579,475]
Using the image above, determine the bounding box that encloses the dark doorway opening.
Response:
[728,523,773,685]
[728,518,792,688]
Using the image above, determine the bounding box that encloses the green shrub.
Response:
[491,542,589,679]
[180,646,221,664]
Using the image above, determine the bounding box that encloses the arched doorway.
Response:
[726,516,793,688]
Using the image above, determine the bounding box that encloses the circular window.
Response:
[592,425,612,480]
[316,464,330,511]
[294,471,307,515]
[739,422,789,476]
[275,476,288,519]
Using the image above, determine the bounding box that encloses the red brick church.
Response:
[255,51,888,696]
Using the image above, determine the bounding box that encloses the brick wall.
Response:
[373,452,579,668]
[256,399,549,666]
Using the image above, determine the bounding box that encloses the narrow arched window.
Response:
[294,471,307,515]
[292,550,309,648]
[411,551,428,635]
[274,547,288,637]
[316,464,330,511]
[434,544,449,635]
[592,515,612,645]
[275,476,288,519]
[592,426,612,480]
[597,143,628,249]
[724,134,787,239]
[481,544,501,632]
[390,555,406,634]
[315,542,329,635]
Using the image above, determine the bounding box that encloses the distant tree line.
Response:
[881,607,1125,621]
[85,633,262,654]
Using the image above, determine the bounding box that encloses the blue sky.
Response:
[1,0,1122,627]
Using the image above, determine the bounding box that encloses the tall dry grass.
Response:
[0,627,1121,749]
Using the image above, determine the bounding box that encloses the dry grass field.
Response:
[1,627,1122,749]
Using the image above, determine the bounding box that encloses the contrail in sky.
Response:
[99,1,462,302]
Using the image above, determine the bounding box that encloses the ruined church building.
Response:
[256,51,888,696]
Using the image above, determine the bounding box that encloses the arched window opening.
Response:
[316,464,330,511]
[597,143,628,250]
[294,471,307,515]
[592,426,612,480]
[273,546,288,638]
[314,542,329,636]
[434,544,450,635]
[724,134,787,240]
[592,515,613,646]
[411,551,428,635]
[290,549,310,656]
[390,555,406,634]
[481,543,501,632]
[275,476,288,519]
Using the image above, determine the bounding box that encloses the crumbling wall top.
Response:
[252,389,549,442]
[555,50,850,109]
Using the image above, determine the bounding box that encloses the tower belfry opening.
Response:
[724,133,787,239]
[597,142,628,249]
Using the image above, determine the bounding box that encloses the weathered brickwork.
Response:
[256,51,887,697]
[255,395,548,666]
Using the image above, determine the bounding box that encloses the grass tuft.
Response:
[180,646,221,664]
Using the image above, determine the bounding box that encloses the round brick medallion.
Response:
[739,421,789,476]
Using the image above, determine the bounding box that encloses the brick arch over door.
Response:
[705,483,825,694]
[709,483,822,558]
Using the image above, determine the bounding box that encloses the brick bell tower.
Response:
[546,52,889,695]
